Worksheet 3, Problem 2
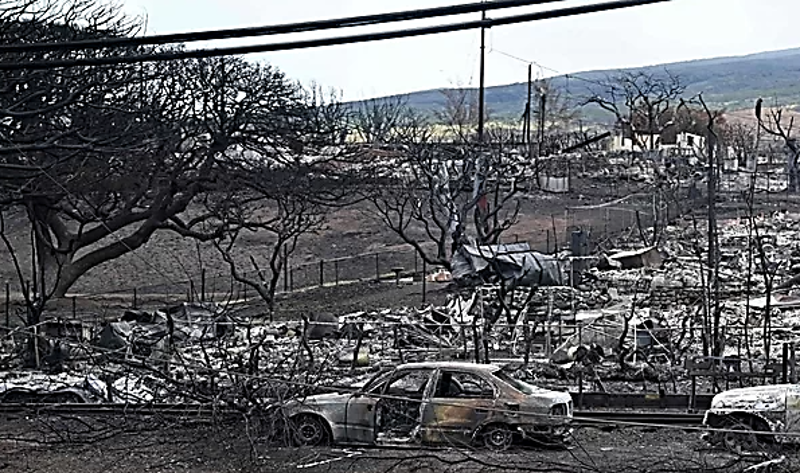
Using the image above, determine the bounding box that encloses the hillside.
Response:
[382,47,800,122]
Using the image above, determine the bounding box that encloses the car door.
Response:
[343,372,392,444]
[374,368,434,443]
[420,369,498,446]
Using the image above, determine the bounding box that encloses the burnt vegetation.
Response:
[4,1,800,473]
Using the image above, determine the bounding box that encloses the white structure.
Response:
[611,131,706,157]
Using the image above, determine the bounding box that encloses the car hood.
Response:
[520,389,572,409]
[299,392,352,405]
[711,385,792,411]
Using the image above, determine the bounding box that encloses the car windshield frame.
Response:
[493,370,542,396]
[360,369,393,394]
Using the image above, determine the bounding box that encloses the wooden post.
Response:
[24,280,30,325]
[72,296,76,319]
[201,269,206,302]
[133,288,138,309]
[394,325,404,364]
[351,323,365,370]
[4,282,9,330]
[546,230,550,254]
[33,324,40,369]
[335,260,340,286]
[422,260,427,304]
[782,343,789,384]
[319,260,324,287]
[375,253,380,281]
[283,245,289,293]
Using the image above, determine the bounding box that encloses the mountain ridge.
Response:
[372,46,800,122]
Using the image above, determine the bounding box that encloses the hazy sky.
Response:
[122,0,798,100]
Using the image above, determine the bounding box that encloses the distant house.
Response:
[610,126,706,157]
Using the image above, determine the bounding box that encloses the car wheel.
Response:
[481,424,514,451]
[720,418,763,454]
[291,414,330,447]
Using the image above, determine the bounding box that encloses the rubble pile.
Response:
[3,210,800,402]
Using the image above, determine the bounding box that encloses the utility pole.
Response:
[477,5,486,143]
[472,3,488,208]
[705,106,720,358]
[472,0,486,240]
[538,88,547,158]
[526,64,533,149]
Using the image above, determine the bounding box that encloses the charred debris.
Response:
[4,200,800,405]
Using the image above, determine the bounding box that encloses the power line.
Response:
[0,0,671,71]
[490,47,608,88]
[0,0,567,54]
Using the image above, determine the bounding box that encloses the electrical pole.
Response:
[478,4,486,143]
[473,2,488,239]
[526,64,533,149]
[538,89,547,158]
[705,108,720,358]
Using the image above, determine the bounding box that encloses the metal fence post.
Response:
[375,254,380,281]
[319,260,324,287]
[335,260,340,286]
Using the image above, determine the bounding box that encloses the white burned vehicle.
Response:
[282,361,573,450]
[703,384,800,451]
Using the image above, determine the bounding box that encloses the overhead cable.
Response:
[0,0,671,71]
[0,0,566,53]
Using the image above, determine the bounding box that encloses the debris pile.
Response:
[3,211,800,402]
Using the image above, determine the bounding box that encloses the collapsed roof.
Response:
[451,243,564,287]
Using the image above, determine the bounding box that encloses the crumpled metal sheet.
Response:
[451,243,563,287]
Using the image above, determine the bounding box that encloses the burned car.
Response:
[703,384,800,451]
[282,361,572,450]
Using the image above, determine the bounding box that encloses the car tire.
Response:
[480,424,514,451]
[719,418,765,454]
[291,414,331,447]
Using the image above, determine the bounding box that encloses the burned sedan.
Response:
[703,384,800,451]
[283,361,573,450]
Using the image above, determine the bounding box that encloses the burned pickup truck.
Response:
[703,384,800,452]
[282,361,572,450]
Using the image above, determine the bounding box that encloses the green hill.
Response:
[375,47,800,122]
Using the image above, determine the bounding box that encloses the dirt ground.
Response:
[0,180,641,299]
[0,415,791,473]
